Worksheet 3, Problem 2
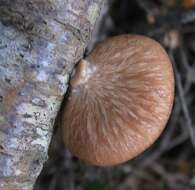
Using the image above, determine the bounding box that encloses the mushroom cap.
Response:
[62,34,174,166]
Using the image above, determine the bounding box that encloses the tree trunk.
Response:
[0,0,103,189]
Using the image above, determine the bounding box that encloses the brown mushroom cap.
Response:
[62,34,174,166]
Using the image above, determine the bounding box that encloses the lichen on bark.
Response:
[0,0,103,189]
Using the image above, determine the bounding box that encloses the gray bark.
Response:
[0,0,103,189]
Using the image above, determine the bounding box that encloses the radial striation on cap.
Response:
[62,34,175,166]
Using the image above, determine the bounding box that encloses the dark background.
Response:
[35,0,195,189]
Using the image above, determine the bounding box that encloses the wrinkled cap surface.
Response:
[62,35,174,166]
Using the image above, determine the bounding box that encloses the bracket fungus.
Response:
[62,34,174,166]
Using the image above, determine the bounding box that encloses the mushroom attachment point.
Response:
[62,35,175,166]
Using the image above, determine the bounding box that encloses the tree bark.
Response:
[0,0,103,189]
